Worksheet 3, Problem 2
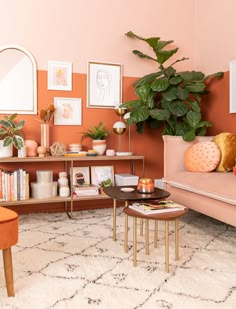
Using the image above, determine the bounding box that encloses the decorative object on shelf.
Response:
[37,146,47,157]
[91,165,114,187]
[24,140,38,157]
[54,97,82,125]
[48,60,72,91]
[0,113,25,157]
[57,172,70,197]
[87,61,122,108]
[17,146,26,158]
[50,142,66,157]
[82,122,109,155]
[71,166,90,187]
[106,149,115,156]
[38,103,55,155]
[121,31,224,141]
[113,107,132,155]
[137,178,154,194]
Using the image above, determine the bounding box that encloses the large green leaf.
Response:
[169,101,189,116]
[164,67,176,78]
[185,82,206,93]
[136,84,151,101]
[134,72,163,87]
[133,50,156,62]
[183,129,196,141]
[169,75,182,85]
[186,111,201,127]
[162,87,178,101]
[149,108,170,120]
[176,87,189,100]
[188,100,200,112]
[155,40,174,52]
[157,49,178,64]
[179,71,205,82]
[128,106,150,123]
[121,100,143,109]
[13,135,24,149]
[3,136,13,146]
[146,91,156,109]
[151,77,169,92]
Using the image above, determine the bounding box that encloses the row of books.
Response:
[0,169,30,202]
[72,184,99,197]
[129,200,186,215]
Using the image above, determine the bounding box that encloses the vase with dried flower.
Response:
[38,103,55,155]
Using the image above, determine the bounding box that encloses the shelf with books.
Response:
[0,154,144,215]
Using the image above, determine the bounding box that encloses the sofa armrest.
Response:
[163,135,213,177]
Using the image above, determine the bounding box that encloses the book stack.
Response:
[0,168,29,202]
[72,185,99,197]
[129,200,186,215]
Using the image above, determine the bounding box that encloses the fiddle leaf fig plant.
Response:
[121,31,224,141]
[0,113,25,149]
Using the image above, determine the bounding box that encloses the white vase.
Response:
[0,140,13,158]
[92,139,107,155]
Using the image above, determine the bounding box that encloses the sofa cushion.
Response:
[213,132,236,172]
[184,141,221,172]
[163,171,236,205]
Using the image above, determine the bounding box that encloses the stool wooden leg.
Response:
[145,219,149,255]
[113,199,117,241]
[165,221,169,273]
[133,217,137,267]
[140,219,143,236]
[175,219,179,260]
[3,247,15,297]
[154,220,158,248]
[124,213,128,253]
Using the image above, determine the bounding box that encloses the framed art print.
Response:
[87,61,122,108]
[54,97,82,125]
[48,61,72,91]
[71,166,90,187]
[91,165,114,186]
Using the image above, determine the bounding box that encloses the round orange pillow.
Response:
[185,141,221,172]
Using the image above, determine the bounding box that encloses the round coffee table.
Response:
[103,186,170,241]
[123,205,188,272]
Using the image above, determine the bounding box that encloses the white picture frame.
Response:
[53,97,82,125]
[71,167,90,186]
[91,165,114,186]
[87,61,122,108]
[48,61,72,91]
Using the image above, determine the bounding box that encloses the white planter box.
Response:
[115,174,139,186]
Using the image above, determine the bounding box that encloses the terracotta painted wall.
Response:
[1,0,236,185]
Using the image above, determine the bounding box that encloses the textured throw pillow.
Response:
[213,132,236,172]
[185,141,221,172]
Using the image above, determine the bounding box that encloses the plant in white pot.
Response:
[0,113,25,157]
[82,122,109,155]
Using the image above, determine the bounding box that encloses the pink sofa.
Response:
[162,135,236,227]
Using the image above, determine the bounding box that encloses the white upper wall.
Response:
[1,0,235,76]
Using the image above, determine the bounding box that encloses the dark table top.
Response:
[103,186,170,201]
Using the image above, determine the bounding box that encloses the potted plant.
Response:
[99,178,112,194]
[121,31,224,141]
[82,122,109,155]
[0,113,25,157]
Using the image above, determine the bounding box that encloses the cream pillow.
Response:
[213,132,236,172]
[185,141,221,172]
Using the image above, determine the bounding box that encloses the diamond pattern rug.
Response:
[0,208,235,308]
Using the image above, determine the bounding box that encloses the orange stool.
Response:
[0,207,18,297]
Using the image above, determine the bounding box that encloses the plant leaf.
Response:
[169,101,189,116]
[151,77,169,92]
[149,109,170,121]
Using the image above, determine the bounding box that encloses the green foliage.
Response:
[99,178,112,187]
[0,113,25,149]
[121,31,224,141]
[82,122,109,140]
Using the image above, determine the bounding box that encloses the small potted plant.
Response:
[0,113,25,157]
[99,178,112,194]
[82,122,109,155]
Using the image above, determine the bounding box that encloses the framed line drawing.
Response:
[230,60,236,113]
[70,166,90,186]
[48,61,72,91]
[87,61,122,108]
[91,165,114,186]
[54,97,82,125]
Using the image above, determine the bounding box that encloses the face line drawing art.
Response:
[96,69,112,101]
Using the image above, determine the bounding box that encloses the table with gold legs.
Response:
[123,206,188,272]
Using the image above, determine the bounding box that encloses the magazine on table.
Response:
[129,200,186,215]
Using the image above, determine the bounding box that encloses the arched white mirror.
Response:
[0,44,37,114]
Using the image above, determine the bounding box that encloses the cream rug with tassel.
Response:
[0,208,235,309]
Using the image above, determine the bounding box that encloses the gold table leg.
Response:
[140,219,144,236]
[133,217,137,267]
[145,219,149,255]
[175,219,179,260]
[113,199,117,241]
[165,221,169,272]
[124,214,128,253]
[154,220,158,248]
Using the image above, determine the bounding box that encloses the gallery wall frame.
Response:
[87,61,122,108]
[91,165,114,186]
[48,61,72,91]
[230,60,236,113]
[53,97,82,125]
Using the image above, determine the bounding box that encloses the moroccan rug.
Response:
[0,207,235,309]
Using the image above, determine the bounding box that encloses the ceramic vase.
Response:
[40,123,50,155]
[92,139,107,155]
[0,140,13,158]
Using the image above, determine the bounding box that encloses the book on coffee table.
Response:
[129,200,186,215]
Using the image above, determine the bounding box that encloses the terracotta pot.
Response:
[92,139,107,155]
